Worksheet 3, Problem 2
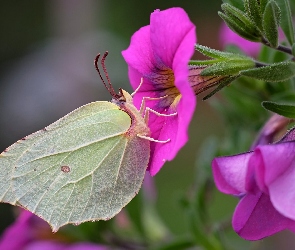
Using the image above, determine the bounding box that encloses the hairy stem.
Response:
[262,37,293,56]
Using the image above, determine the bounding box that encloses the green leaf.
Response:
[195,44,254,61]
[262,101,295,118]
[196,44,244,59]
[262,0,281,47]
[189,59,221,66]
[219,12,261,41]
[0,89,150,232]
[241,61,295,82]
[221,3,261,40]
[276,0,295,45]
[222,0,245,10]
[244,0,262,30]
[201,59,255,76]
[260,0,270,14]
[222,3,254,28]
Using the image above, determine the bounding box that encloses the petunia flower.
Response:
[212,126,295,240]
[122,7,196,175]
[0,210,108,250]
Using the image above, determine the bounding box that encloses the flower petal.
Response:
[126,66,158,109]
[0,211,33,250]
[122,25,155,81]
[148,114,178,175]
[253,143,295,193]
[212,152,252,195]
[252,142,295,220]
[233,192,295,240]
[269,164,295,220]
[150,8,196,69]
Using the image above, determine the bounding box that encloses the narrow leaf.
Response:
[262,101,295,118]
[244,0,262,29]
[241,61,295,82]
[276,0,295,45]
[260,0,270,14]
[262,0,281,47]
[222,0,245,10]
[201,59,254,76]
[195,44,247,59]
[189,59,221,66]
[219,12,261,41]
[222,3,261,36]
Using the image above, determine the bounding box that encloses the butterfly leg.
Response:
[131,78,170,116]
[137,134,170,143]
[137,107,177,143]
[143,107,177,125]
[131,77,144,97]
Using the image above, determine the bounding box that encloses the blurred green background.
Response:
[1,1,294,249]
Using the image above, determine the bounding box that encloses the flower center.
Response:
[147,68,180,111]
[145,65,224,112]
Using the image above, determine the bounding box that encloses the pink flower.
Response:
[212,127,295,240]
[0,210,108,250]
[122,8,196,175]
[219,22,261,57]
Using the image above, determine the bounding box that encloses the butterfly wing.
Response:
[0,101,150,231]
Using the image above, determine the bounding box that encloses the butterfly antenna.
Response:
[101,51,119,98]
[94,53,113,95]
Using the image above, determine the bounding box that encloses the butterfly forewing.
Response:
[0,101,150,231]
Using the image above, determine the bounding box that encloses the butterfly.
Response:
[0,51,174,232]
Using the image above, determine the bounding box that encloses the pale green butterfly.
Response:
[0,52,174,232]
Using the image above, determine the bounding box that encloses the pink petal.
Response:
[150,8,195,69]
[122,25,155,81]
[233,192,295,240]
[253,143,295,193]
[126,67,158,109]
[269,164,295,220]
[148,114,178,175]
[252,142,295,220]
[212,152,252,195]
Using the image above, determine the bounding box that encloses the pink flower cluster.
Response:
[213,127,295,240]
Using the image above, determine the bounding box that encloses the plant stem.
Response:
[262,37,293,55]
[254,61,268,67]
